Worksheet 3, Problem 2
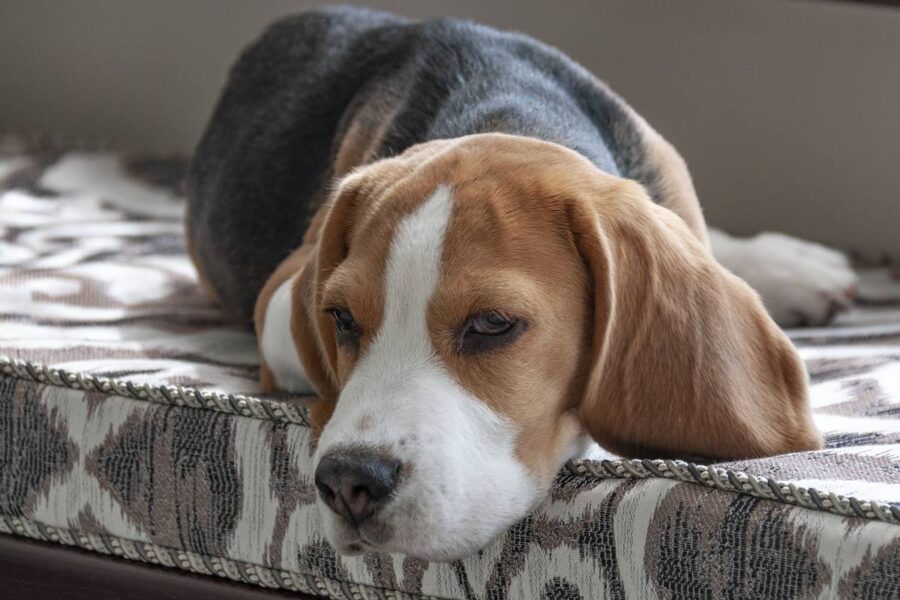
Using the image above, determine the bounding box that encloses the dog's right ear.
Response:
[254,175,366,436]
[300,171,384,435]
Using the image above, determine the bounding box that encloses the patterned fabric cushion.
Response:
[1,142,899,599]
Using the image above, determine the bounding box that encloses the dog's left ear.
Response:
[568,172,822,459]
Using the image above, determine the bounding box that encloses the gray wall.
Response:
[1,0,898,259]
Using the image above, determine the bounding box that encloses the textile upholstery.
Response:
[1,143,899,599]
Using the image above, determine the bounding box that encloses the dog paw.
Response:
[711,231,858,327]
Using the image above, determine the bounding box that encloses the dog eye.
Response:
[458,311,525,354]
[329,308,359,335]
[470,312,514,335]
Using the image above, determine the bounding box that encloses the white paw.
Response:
[711,230,858,327]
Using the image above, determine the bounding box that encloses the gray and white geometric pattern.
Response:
[1,144,898,598]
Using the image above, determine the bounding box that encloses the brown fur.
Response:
[628,109,710,247]
[251,133,820,482]
[560,157,820,459]
[253,200,338,435]
[332,101,403,179]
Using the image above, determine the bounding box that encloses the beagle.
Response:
[187,6,829,560]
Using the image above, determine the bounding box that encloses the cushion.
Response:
[1,141,899,599]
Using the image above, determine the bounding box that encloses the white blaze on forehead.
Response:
[260,276,313,394]
[321,184,455,417]
[315,185,539,560]
[379,184,453,363]
[319,183,456,423]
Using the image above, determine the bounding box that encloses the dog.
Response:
[187,6,845,561]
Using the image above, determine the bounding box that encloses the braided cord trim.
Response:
[567,458,900,525]
[0,355,310,426]
[0,515,440,600]
[2,354,898,526]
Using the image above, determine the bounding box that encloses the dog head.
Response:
[271,134,820,560]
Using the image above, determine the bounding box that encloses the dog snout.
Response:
[314,447,402,524]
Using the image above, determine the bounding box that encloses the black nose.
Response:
[314,448,402,524]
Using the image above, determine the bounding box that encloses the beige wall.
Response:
[1,0,898,259]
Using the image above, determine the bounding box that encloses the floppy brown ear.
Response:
[253,179,361,436]
[570,175,822,459]
[299,174,377,435]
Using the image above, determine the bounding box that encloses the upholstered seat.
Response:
[1,144,898,599]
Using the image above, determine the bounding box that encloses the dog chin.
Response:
[325,526,490,563]
[318,491,544,562]
[329,536,478,563]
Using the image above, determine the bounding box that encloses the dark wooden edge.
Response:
[0,533,318,600]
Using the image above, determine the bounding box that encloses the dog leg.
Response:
[710,228,858,327]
